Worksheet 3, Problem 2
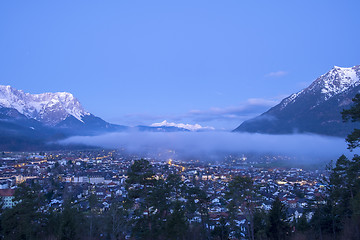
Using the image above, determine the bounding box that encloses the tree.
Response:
[126,159,165,239]
[342,93,360,150]
[211,217,229,240]
[184,185,210,239]
[296,213,309,232]
[306,96,360,239]
[126,159,156,202]
[58,202,83,240]
[320,154,360,239]
[226,175,256,240]
[253,209,267,240]
[266,197,290,240]
[1,183,46,240]
[165,201,188,240]
[340,94,360,238]
[341,191,360,239]
[88,193,99,240]
[105,196,128,240]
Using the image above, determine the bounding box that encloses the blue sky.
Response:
[0,0,359,130]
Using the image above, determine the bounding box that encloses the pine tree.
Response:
[266,197,290,240]
[226,175,256,239]
[342,93,360,150]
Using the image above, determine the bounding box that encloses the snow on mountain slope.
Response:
[151,120,215,131]
[0,85,90,126]
[234,65,360,136]
[280,65,360,110]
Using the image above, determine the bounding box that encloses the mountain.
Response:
[0,85,127,150]
[0,85,89,126]
[234,65,360,136]
[136,125,191,132]
[149,120,215,132]
[0,106,67,150]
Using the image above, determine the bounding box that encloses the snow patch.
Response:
[318,66,359,100]
[280,90,304,110]
[280,65,360,109]
[0,85,89,125]
[151,120,215,131]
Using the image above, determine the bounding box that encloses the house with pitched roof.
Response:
[0,189,15,208]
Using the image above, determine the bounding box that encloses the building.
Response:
[0,189,15,208]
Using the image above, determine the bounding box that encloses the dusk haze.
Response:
[0,1,360,240]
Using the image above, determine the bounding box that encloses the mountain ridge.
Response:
[0,85,212,150]
[234,65,360,136]
[0,85,89,126]
[0,85,129,151]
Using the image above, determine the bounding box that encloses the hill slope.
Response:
[234,65,360,136]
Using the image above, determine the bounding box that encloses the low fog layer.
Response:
[61,131,353,162]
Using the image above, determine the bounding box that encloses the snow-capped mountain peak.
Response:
[313,65,359,98]
[151,120,215,131]
[280,65,360,109]
[235,64,360,136]
[0,85,90,125]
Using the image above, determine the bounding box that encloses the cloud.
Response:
[113,97,283,130]
[113,113,172,127]
[186,98,279,123]
[265,71,288,77]
[61,131,353,163]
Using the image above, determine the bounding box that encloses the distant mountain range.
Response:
[234,65,360,136]
[0,86,210,150]
[3,63,358,151]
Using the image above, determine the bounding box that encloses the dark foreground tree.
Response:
[226,175,255,239]
[58,202,84,240]
[342,93,360,150]
[1,183,47,240]
[303,94,360,239]
[266,197,290,240]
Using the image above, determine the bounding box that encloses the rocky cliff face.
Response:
[0,85,89,126]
